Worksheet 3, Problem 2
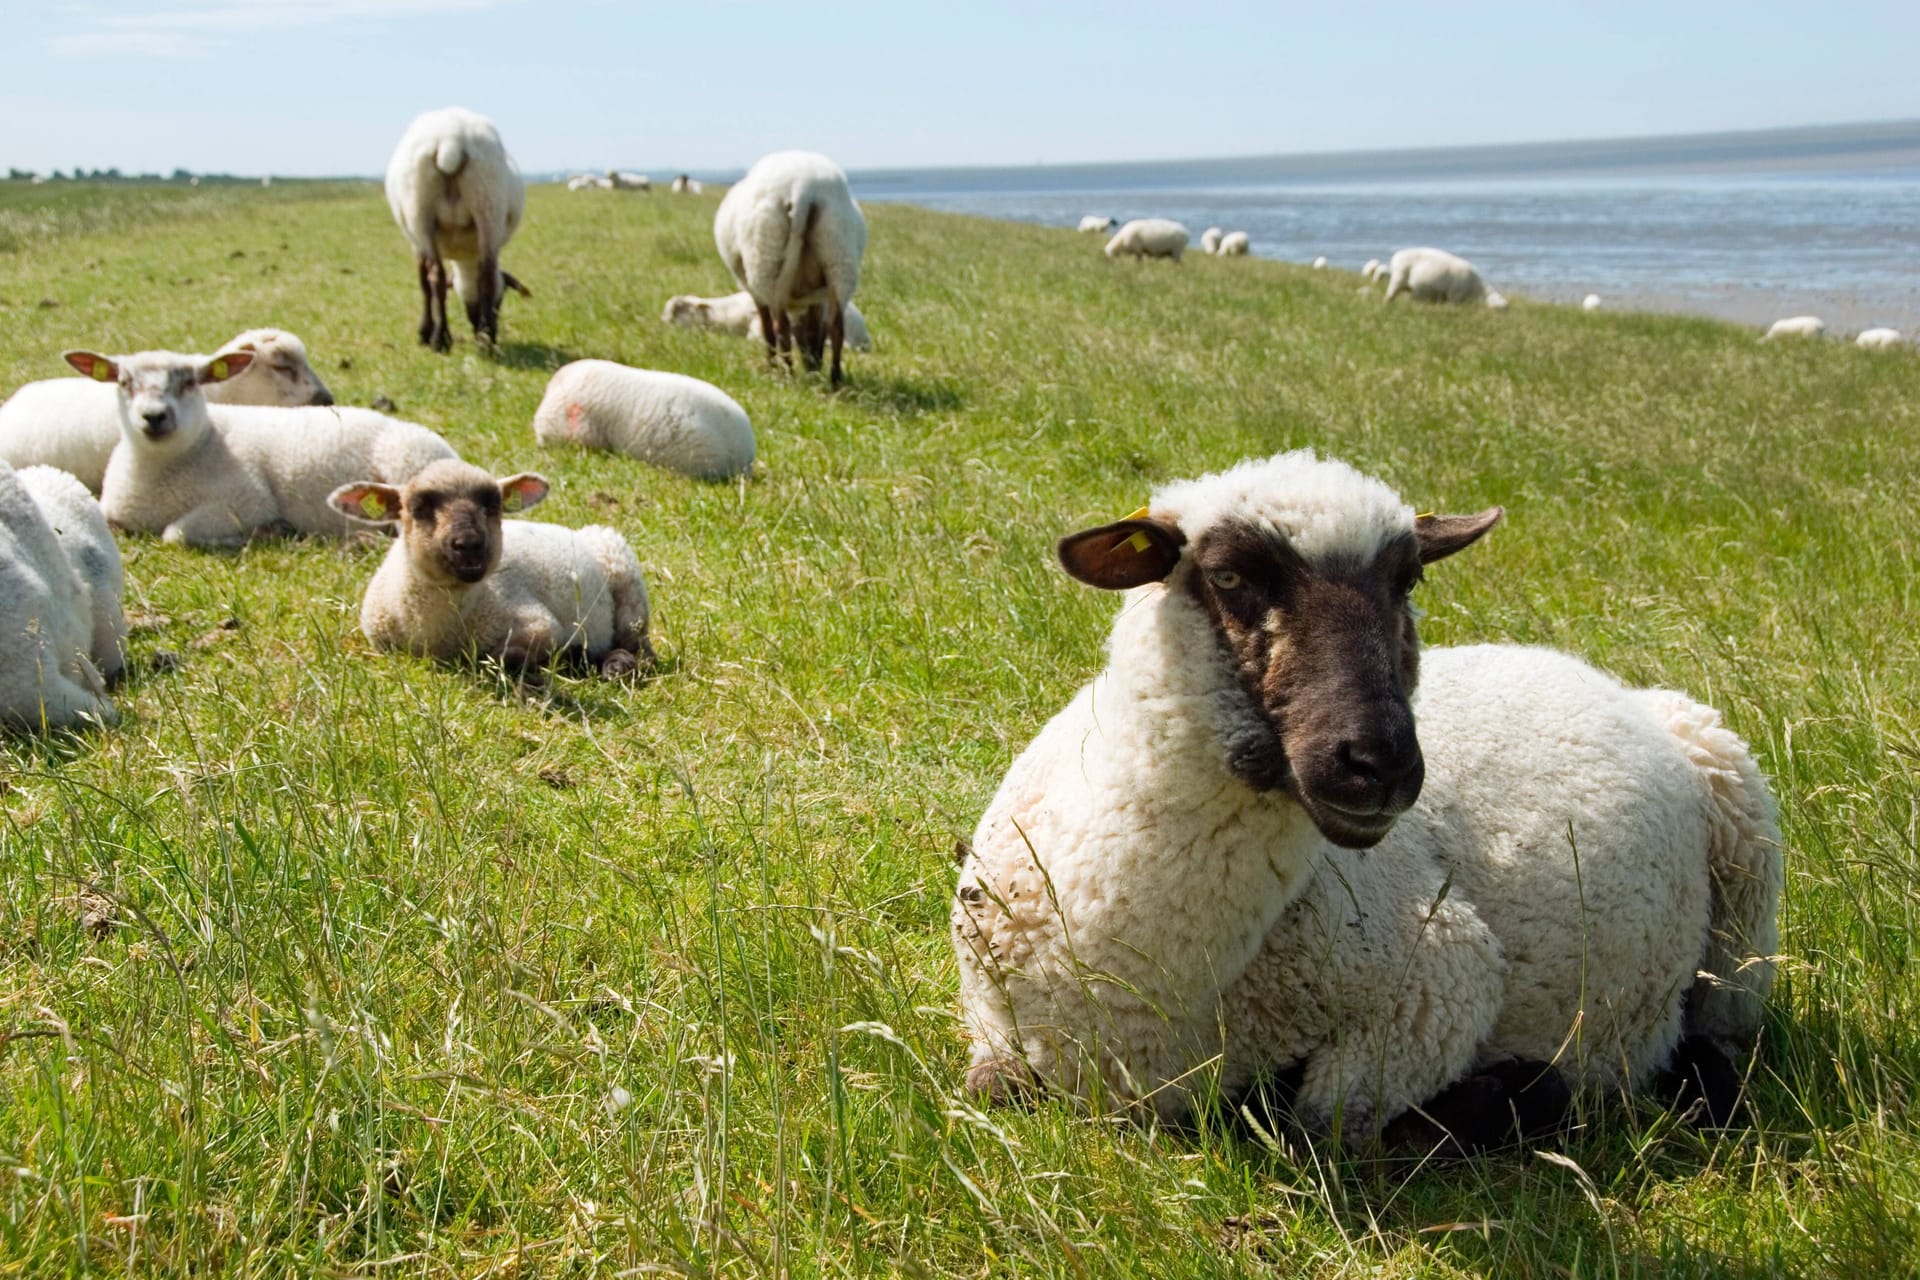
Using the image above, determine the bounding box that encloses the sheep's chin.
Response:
[1296,798,1400,850]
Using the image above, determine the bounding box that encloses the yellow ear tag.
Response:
[1121,505,1153,553]
[1415,510,1435,520]
[91,360,111,381]
[359,493,387,520]
[502,491,523,513]
[210,358,229,380]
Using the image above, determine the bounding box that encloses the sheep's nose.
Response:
[449,532,483,556]
[142,408,170,429]
[1325,733,1423,815]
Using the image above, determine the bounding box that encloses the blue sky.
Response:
[5,1,1920,176]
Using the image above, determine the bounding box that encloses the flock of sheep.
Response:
[0,108,1796,1156]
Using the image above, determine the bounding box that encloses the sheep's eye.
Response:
[1207,569,1244,590]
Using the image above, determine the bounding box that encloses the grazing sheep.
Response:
[1105,218,1191,262]
[1201,227,1224,254]
[73,349,456,547]
[1856,327,1902,350]
[0,326,333,492]
[330,459,652,676]
[1583,293,1603,312]
[17,465,125,684]
[1217,230,1249,257]
[662,291,872,351]
[532,359,755,481]
[1761,315,1825,341]
[1383,246,1506,308]
[954,451,1781,1147]
[1312,255,1328,269]
[0,461,115,730]
[385,106,530,351]
[671,174,703,194]
[1079,215,1118,233]
[714,150,867,387]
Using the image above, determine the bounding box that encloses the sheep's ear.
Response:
[329,481,402,524]
[1058,513,1187,589]
[497,473,549,514]
[198,351,253,384]
[64,351,119,382]
[501,270,532,298]
[1415,507,1503,564]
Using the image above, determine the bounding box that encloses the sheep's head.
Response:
[1058,452,1501,849]
[215,329,334,407]
[330,459,549,587]
[65,348,251,449]
[662,296,710,328]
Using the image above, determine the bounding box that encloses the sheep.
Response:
[0,326,333,493]
[671,174,703,195]
[532,359,755,481]
[953,450,1782,1147]
[329,459,652,677]
[1312,255,1328,269]
[385,106,530,352]
[1217,230,1249,257]
[714,150,867,387]
[1105,218,1191,262]
[1856,327,1902,349]
[1201,227,1224,255]
[1382,246,1506,308]
[1761,315,1825,341]
[610,170,651,192]
[661,291,873,352]
[1583,293,1603,312]
[0,461,115,730]
[1079,215,1118,234]
[568,174,611,192]
[17,464,125,685]
[69,348,456,548]
[1362,258,1382,280]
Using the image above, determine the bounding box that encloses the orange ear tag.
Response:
[359,493,387,520]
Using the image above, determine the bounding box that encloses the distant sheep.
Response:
[532,359,755,481]
[1078,215,1118,233]
[1583,294,1603,312]
[1383,246,1506,308]
[331,459,652,677]
[662,291,872,351]
[1217,231,1249,257]
[714,150,868,386]
[671,174,703,194]
[0,326,333,492]
[385,106,530,351]
[1105,218,1190,262]
[610,170,651,192]
[0,461,116,730]
[1362,258,1382,280]
[1761,316,1825,341]
[1856,327,1902,349]
[1201,227,1224,255]
[1312,255,1328,269]
[568,174,612,191]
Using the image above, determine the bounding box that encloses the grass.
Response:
[1,180,1916,1277]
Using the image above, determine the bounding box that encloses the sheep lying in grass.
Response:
[1583,293,1603,312]
[662,291,872,351]
[1856,327,1902,349]
[0,326,332,492]
[331,459,652,677]
[1217,231,1249,257]
[73,349,456,547]
[0,461,117,730]
[1312,255,1328,269]
[1079,215,1118,233]
[671,174,703,194]
[1384,247,1506,308]
[610,170,651,192]
[1201,227,1224,254]
[1105,219,1191,262]
[1762,315,1825,341]
[18,464,125,685]
[954,451,1781,1149]
[714,150,867,387]
[385,106,530,351]
[533,359,755,481]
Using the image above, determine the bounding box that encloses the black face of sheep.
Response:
[1058,507,1502,849]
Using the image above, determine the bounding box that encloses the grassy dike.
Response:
[1,181,1916,1276]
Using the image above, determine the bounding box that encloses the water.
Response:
[863,173,1920,334]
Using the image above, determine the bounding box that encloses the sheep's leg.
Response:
[1380,1058,1571,1157]
[416,256,437,346]
[755,303,780,367]
[794,306,825,373]
[828,301,847,388]
[468,251,501,349]
[774,310,795,372]
[429,260,452,353]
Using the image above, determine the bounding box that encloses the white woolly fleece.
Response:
[532,360,755,481]
[17,465,125,683]
[0,461,114,730]
[1150,449,1414,566]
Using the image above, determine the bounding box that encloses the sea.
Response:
[849,123,1920,334]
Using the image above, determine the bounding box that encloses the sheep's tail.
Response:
[581,526,653,661]
[770,186,820,311]
[434,135,468,178]
[1637,688,1784,1055]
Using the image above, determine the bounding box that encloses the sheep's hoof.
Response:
[1381,1058,1571,1158]
[599,648,639,679]
[964,1057,1037,1106]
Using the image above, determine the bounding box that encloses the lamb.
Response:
[1856,327,1902,349]
[0,461,116,730]
[1079,215,1118,233]
[385,107,530,351]
[532,359,755,481]
[661,291,872,351]
[953,450,1782,1149]
[1217,230,1249,257]
[1105,219,1191,262]
[1201,227,1224,254]
[70,348,457,547]
[330,459,652,676]
[0,326,333,492]
[1382,246,1507,308]
[714,150,868,387]
[1583,293,1603,311]
[17,464,125,685]
[1761,315,1825,341]
[670,174,703,195]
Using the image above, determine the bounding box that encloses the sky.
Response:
[5,1,1920,177]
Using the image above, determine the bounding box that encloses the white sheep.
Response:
[1761,315,1825,341]
[17,464,126,685]
[610,170,651,192]
[671,174,703,195]
[1583,293,1603,312]
[1201,227,1224,255]
[1383,246,1506,308]
[1856,327,1902,349]
[532,359,755,481]
[0,461,115,730]
[1105,218,1191,262]
[567,174,611,192]
[954,451,1781,1145]
[0,326,333,493]
[1312,255,1328,269]
[1216,230,1249,257]
[385,107,530,351]
[661,291,872,351]
[70,349,456,547]
[1078,215,1118,234]
[330,459,652,676]
[1362,258,1382,280]
[714,150,867,386]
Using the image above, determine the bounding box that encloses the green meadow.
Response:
[1,180,1916,1276]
